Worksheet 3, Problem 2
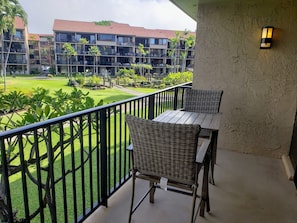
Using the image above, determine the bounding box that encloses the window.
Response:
[98,34,115,42]
[150,38,167,45]
[14,30,23,40]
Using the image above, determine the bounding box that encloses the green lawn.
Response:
[1,76,159,222]
[1,76,146,105]
[0,77,156,222]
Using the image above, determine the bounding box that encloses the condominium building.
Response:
[28,34,55,74]
[53,19,195,76]
[1,18,195,76]
[0,17,29,75]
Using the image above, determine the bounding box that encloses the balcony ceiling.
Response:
[170,0,230,21]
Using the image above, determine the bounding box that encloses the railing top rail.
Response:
[0,82,191,139]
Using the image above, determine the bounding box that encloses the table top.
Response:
[153,110,221,131]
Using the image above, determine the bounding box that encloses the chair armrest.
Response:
[196,139,211,164]
[127,144,133,151]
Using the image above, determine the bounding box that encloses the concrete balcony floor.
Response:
[84,149,297,223]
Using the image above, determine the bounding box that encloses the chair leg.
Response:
[149,181,156,203]
[128,171,136,223]
[190,185,198,223]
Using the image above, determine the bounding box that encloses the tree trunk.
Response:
[3,34,14,92]
[1,33,4,79]
[94,57,96,74]
[67,56,70,78]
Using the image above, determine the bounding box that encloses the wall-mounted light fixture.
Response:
[260,26,274,49]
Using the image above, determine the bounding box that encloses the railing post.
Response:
[148,95,155,120]
[173,87,179,110]
[0,139,13,223]
[100,108,108,207]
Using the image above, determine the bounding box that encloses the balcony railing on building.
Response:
[0,83,191,223]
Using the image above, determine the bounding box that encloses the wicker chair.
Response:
[184,88,223,184]
[126,115,211,223]
[183,89,223,114]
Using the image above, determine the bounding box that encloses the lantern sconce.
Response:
[260,26,274,49]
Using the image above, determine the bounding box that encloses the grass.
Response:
[1,76,147,105]
[127,86,159,94]
[0,76,159,222]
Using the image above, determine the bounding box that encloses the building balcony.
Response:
[1,83,296,223]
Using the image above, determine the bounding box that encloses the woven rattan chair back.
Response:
[184,89,223,114]
[126,115,209,223]
[126,114,201,186]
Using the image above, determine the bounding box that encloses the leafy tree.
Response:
[136,43,149,76]
[162,71,193,86]
[0,88,103,222]
[116,68,146,87]
[62,43,77,78]
[131,63,152,76]
[0,0,27,92]
[88,45,101,75]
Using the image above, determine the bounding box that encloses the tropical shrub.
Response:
[162,71,193,86]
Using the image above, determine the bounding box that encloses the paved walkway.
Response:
[113,85,144,96]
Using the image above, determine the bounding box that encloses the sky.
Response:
[18,0,197,34]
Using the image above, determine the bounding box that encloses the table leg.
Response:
[199,152,211,217]
[209,130,218,185]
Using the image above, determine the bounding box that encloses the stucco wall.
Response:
[193,0,297,158]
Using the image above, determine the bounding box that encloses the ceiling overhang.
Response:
[170,0,199,21]
[170,0,227,21]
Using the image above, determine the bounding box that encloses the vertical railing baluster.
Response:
[100,108,108,207]
[88,114,94,209]
[18,134,30,221]
[124,103,129,180]
[34,129,45,222]
[47,125,57,222]
[95,111,101,203]
[79,116,86,216]
[70,119,78,222]
[119,105,122,184]
[148,95,155,120]
[59,123,68,223]
[107,108,111,194]
[113,106,117,191]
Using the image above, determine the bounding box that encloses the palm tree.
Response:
[137,43,149,76]
[0,0,27,92]
[62,42,77,78]
[88,45,100,75]
[168,31,181,73]
[79,37,88,73]
[180,34,195,72]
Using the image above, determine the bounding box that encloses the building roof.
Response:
[53,19,195,39]
[28,34,40,41]
[15,17,26,30]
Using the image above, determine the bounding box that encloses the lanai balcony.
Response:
[1,83,296,223]
[1,0,297,222]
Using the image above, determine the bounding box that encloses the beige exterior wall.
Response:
[193,0,297,158]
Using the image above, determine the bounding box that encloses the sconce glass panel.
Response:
[260,26,274,49]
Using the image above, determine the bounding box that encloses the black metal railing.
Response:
[0,83,191,223]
